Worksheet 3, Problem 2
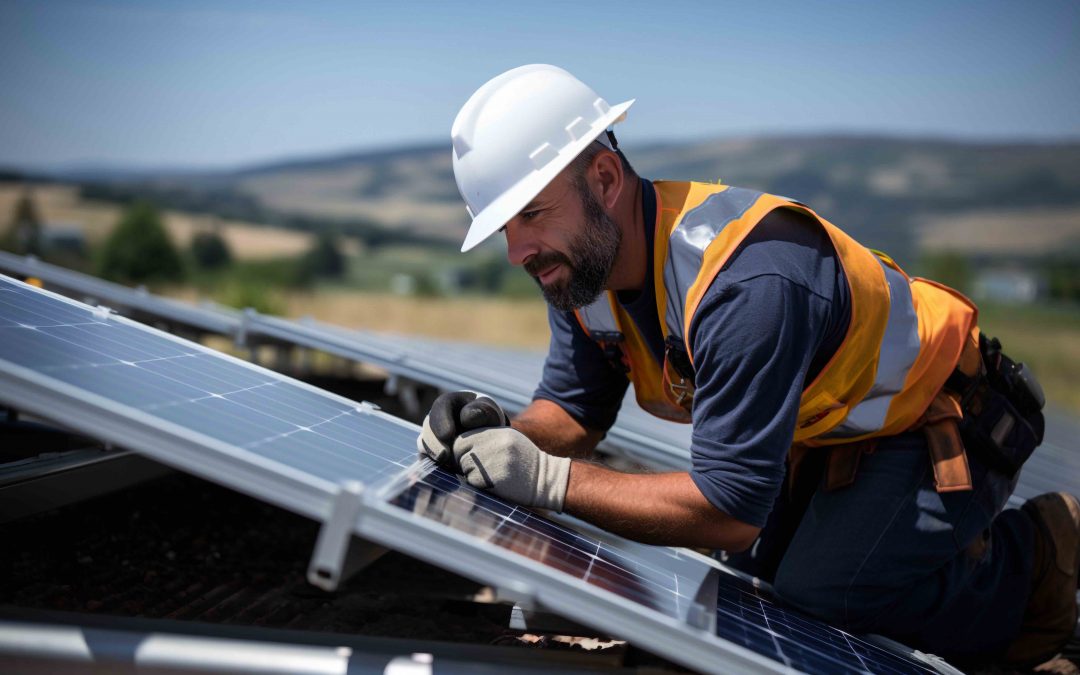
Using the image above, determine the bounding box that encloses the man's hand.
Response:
[418,391,510,470]
[452,427,571,512]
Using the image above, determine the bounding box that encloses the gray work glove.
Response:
[452,427,571,512]
[418,391,510,471]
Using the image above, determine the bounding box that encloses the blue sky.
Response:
[1,0,1077,169]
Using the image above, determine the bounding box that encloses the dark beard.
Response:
[525,183,621,312]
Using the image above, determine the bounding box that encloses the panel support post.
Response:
[235,308,252,349]
[307,480,385,591]
[384,375,422,420]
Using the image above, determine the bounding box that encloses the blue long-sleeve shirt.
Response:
[533,180,850,527]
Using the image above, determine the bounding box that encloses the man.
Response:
[419,64,1077,665]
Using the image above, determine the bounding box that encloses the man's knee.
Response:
[773,560,843,625]
[772,554,899,631]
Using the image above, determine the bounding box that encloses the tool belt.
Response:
[796,328,1046,494]
[946,331,1045,478]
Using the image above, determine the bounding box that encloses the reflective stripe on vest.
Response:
[577,294,621,336]
[820,258,920,439]
[575,181,977,443]
[662,186,761,345]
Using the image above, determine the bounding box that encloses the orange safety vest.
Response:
[574,181,979,454]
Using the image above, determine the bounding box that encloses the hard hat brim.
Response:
[459,98,634,253]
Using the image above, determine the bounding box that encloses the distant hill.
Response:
[62,135,1080,265]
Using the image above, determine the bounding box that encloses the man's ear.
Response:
[592,150,624,211]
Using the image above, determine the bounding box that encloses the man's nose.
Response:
[504,220,538,267]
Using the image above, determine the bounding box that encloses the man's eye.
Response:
[521,209,541,220]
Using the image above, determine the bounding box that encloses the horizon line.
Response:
[4,128,1080,179]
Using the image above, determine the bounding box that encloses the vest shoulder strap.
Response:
[653,181,780,357]
[574,294,622,342]
[573,295,629,374]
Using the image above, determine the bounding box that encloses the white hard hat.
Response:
[451,64,634,252]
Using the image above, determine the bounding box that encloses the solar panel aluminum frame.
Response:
[0,448,172,522]
[0,251,241,336]
[0,616,642,674]
[243,311,535,412]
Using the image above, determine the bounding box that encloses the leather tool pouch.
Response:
[662,336,696,412]
[951,334,1045,479]
[787,439,878,494]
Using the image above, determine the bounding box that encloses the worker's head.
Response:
[451,65,633,246]
[503,137,638,311]
[451,65,635,309]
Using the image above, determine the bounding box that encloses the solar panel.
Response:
[0,252,689,469]
[0,275,958,674]
[0,275,414,515]
[383,466,955,675]
[3,253,1075,502]
[246,313,693,470]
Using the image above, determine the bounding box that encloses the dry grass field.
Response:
[236,152,468,241]
[282,291,552,349]
[0,182,315,259]
[242,175,467,238]
[165,287,553,350]
[917,207,1080,254]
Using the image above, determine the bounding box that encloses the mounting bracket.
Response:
[235,307,255,351]
[384,375,422,420]
[307,480,386,591]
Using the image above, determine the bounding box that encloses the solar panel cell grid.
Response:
[0,278,414,488]
[390,467,687,617]
[714,585,929,675]
[389,467,937,675]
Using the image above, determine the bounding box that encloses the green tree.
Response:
[3,190,44,256]
[918,251,972,295]
[412,271,441,297]
[300,232,346,280]
[476,254,506,293]
[1044,257,1080,303]
[97,201,184,284]
[190,229,232,270]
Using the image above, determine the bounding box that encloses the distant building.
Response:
[42,222,87,256]
[436,268,473,295]
[390,273,415,295]
[972,269,1040,303]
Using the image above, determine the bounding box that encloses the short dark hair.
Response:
[569,139,637,188]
